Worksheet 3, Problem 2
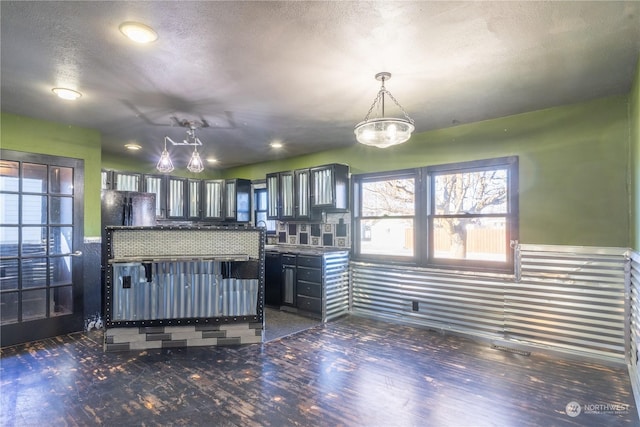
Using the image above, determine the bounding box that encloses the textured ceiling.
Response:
[1,1,639,169]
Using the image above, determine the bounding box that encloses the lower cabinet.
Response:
[296,255,323,317]
[264,249,349,321]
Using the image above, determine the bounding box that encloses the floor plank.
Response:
[1,315,638,426]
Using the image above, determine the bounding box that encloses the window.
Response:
[353,157,518,272]
[353,171,416,261]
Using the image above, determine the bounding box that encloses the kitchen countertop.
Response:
[265,245,349,256]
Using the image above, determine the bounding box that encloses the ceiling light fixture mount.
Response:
[354,72,415,148]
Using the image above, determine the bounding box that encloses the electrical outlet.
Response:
[412,301,419,311]
[122,276,132,289]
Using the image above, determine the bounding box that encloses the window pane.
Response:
[433,217,507,262]
[0,194,19,224]
[50,167,73,194]
[1,292,19,324]
[50,256,72,286]
[21,226,46,256]
[50,196,73,224]
[255,188,267,211]
[0,161,19,191]
[362,178,414,216]
[49,226,73,255]
[50,285,73,316]
[0,259,19,290]
[23,163,47,193]
[434,169,508,214]
[22,257,48,288]
[22,195,47,224]
[0,226,19,257]
[22,289,46,320]
[360,218,414,257]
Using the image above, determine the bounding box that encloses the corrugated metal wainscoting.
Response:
[629,251,640,408]
[351,244,630,364]
[324,251,350,322]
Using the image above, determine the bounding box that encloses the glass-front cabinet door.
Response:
[295,169,310,219]
[167,177,186,219]
[280,171,294,219]
[113,172,141,191]
[266,173,279,219]
[143,174,167,219]
[203,179,224,221]
[310,164,349,211]
[187,179,202,220]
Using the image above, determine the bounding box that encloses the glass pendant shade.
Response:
[187,147,204,173]
[156,137,175,173]
[354,118,415,148]
[354,72,415,148]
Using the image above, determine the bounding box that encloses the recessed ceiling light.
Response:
[270,141,283,149]
[51,87,82,100]
[125,143,142,151]
[206,157,218,164]
[119,21,158,44]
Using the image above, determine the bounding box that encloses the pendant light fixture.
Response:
[354,72,415,148]
[156,137,175,173]
[187,146,204,173]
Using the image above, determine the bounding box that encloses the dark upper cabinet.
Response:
[266,173,280,220]
[142,174,167,219]
[310,163,349,211]
[203,179,224,221]
[224,178,251,222]
[187,179,202,220]
[266,168,321,221]
[166,176,187,219]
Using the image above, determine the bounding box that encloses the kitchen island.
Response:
[103,225,264,351]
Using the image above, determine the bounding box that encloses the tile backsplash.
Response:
[268,213,350,248]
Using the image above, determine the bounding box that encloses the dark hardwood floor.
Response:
[1,315,638,426]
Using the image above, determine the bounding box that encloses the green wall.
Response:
[225,95,632,248]
[1,112,102,237]
[631,56,640,251]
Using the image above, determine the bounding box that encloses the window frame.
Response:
[352,168,421,264]
[352,156,518,273]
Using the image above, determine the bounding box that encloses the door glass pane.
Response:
[50,196,73,224]
[50,256,72,286]
[115,173,140,191]
[188,180,200,217]
[0,227,19,257]
[313,169,333,205]
[168,178,184,217]
[50,286,73,316]
[297,171,309,217]
[0,160,19,191]
[0,259,19,290]
[281,175,293,217]
[21,226,46,256]
[50,167,73,195]
[22,195,47,224]
[23,163,47,193]
[0,194,19,224]
[22,289,46,320]
[22,257,48,288]
[144,176,163,216]
[225,181,236,217]
[266,176,279,217]
[1,292,19,324]
[204,181,222,218]
[49,226,73,255]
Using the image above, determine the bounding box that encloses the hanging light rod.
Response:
[354,72,415,149]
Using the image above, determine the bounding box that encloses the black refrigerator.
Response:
[100,190,157,315]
